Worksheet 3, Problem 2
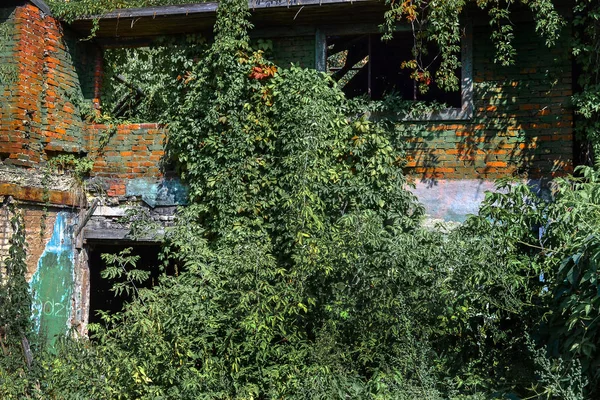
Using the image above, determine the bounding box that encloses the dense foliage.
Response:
[100,35,208,122]
[572,0,600,162]
[1,0,600,398]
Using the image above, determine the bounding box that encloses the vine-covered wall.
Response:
[405,22,573,182]
[0,2,574,198]
[0,0,579,346]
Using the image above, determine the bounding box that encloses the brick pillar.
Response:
[10,4,46,167]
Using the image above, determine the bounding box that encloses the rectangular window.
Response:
[316,24,473,121]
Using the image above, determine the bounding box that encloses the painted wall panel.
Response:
[30,211,76,345]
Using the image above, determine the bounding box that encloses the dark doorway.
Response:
[87,243,170,325]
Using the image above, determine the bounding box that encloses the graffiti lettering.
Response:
[54,303,65,318]
[35,300,66,317]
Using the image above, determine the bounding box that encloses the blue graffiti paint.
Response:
[30,212,75,346]
[126,178,188,207]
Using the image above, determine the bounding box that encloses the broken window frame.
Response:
[314,22,473,121]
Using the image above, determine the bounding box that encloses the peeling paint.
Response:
[410,179,497,223]
[411,179,548,223]
[30,211,76,346]
[126,178,188,207]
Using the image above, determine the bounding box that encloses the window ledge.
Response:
[401,106,473,122]
[369,104,473,123]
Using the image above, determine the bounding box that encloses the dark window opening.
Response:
[326,32,461,107]
[87,243,174,325]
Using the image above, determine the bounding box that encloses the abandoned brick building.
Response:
[0,0,573,342]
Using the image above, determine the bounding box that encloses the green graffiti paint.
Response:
[30,212,75,346]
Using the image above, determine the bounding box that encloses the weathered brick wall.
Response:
[1,2,574,200]
[0,7,19,164]
[404,22,573,180]
[0,200,57,280]
[1,4,95,168]
[270,35,316,68]
[22,206,57,280]
[85,123,166,197]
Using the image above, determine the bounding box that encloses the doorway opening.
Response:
[86,242,172,325]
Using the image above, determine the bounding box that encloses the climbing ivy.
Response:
[0,202,36,397]
[0,11,17,120]
[2,0,600,398]
[572,0,600,161]
[383,0,564,94]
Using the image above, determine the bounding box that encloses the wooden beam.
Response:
[319,22,412,35]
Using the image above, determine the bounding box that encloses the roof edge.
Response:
[72,0,375,21]
[29,0,52,16]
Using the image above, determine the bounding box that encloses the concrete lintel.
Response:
[83,228,164,242]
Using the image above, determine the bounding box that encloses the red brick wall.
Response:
[1,4,93,168]
[0,3,575,201]
[403,22,573,181]
[85,123,166,196]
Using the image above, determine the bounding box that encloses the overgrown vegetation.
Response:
[100,35,208,122]
[46,0,201,23]
[1,0,600,398]
[0,202,35,397]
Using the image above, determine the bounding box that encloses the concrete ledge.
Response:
[0,165,82,206]
[83,228,164,242]
[0,182,80,206]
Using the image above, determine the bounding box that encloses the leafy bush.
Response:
[2,0,600,399]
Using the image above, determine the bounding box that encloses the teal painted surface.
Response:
[30,212,76,346]
[126,178,188,207]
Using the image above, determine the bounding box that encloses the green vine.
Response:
[0,11,17,121]
[40,166,50,237]
[0,201,33,371]
[2,0,599,398]
[47,154,94,184]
